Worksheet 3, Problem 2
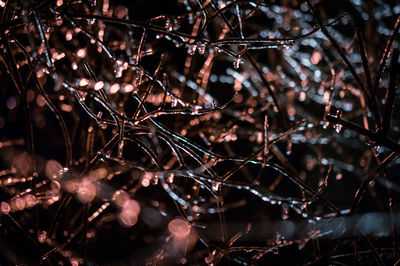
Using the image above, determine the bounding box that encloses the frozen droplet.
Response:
[187,44,197,55]
[171,98,178,107]
[188,13,194,24]
[335,124,342,133]
[191,105,202,114]
[233,57,243,69]
[167,173,174,183]
[98,121,107,129]
[38,231,47,243]
[114,60,124,78]
[286,141,292,155]
[334,109,343,118]
[165,19,174,31]
[211,182,220,192]
[281,203,289,220]
[197,44,206,55]
[374,146,380,157]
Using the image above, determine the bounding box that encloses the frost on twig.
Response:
[0,0,400,265]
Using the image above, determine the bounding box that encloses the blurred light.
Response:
[45,160,63,180]
[36,95,47,107]
[1,202,10,214]
[76,181,96,203]
[79,78,89,87]
[119,209,138,227]
[168,218,190,238]
[123,199,140,215]
[123,84,134,93]
[77,48,87,58]
[109,83,120,94]
[94,81,104,91]
[6,97,17,110]
[25,194,37,208]
[112,190,129,207]
[141,208,162,227]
